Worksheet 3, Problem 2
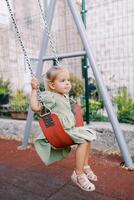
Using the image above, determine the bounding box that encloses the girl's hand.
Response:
[31,78,39,90]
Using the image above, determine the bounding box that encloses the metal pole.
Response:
[42,51,86,61]
[67,0,134,167]
[31,51,86,61]
[43,0,48,13]
[20,0,57,149]
[81,0,90,124]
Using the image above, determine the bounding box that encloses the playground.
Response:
[0,0,134,199]
[0,139,134,200]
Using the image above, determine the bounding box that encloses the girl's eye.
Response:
[60,79,70,82]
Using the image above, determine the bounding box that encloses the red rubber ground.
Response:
[0,139,133,200]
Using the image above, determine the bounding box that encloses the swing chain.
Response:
[5,0,35,78]
[5,0,45,103]
[5,0,60,71]
[5,0,60,103]
[37,0,60,66]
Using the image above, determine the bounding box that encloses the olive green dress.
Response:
[34,91,97,165]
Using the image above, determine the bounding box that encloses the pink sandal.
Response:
[71,170,95,192]
[84,165,97,182]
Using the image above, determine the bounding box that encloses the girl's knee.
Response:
[77,141,91,147]
[83,141,90,146]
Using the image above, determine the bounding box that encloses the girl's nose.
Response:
[66,81,70,85]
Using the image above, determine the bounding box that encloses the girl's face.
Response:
[49,69,71,95]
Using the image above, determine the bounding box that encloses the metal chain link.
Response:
[5,0,35,78]
[5,0,61,103]
[5,0,45,103]
[37,0,60,66]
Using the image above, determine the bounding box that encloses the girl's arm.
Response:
[30,78,42,112]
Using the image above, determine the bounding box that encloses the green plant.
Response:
[81,98,107,121]
[0,77,11,94]
[90,112,109,122]
[10,90,29,112]
[39,80,45,91]
[114,88,134,124]
[34,112,40,120]
[69,73,84,98]
[89,99,103,115]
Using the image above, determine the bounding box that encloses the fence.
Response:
[0,0,133,100]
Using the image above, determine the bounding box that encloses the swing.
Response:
[73,102,84,127]
[39,107,74,148]
[5,0,83,149]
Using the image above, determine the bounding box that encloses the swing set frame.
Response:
[5,0,134,169]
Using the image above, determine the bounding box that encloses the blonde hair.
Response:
[44,66,68,91]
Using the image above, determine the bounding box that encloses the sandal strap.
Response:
[77,174,94,190]
[86,171,97,181]
[84,166,97,181]
[71,170,95,191]
[84,165,91,169]
[87,171,95,177]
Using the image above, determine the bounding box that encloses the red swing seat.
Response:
[39,104,84,149]
[39,111,75,149]
[73,103,84,127]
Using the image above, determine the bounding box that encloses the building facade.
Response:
[87,0,134,98]
[0,0,134,99]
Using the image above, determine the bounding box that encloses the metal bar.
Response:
[67,0,134,167]
[43,0,48,13]
[42,51,86,61]
[20,0,57,149]
[81,0,90,124]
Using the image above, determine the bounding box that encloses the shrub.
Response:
[81,98,107,121]
[0,77,11,105]
[114,88,134,124]
[89,99,103,115]
[39,80,45,91]
[10,90,29,112]
[0,77,11,94]
[90,112,109,122]
[69,73,84,98]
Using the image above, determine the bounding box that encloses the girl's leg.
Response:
[84,141,91,166]
[75,141,89,175]
[83,141,98,181]
[71,141,95,191]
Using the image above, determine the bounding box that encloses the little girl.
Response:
[30,66,97,192]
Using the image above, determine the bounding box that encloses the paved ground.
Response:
[0,139,134,200]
